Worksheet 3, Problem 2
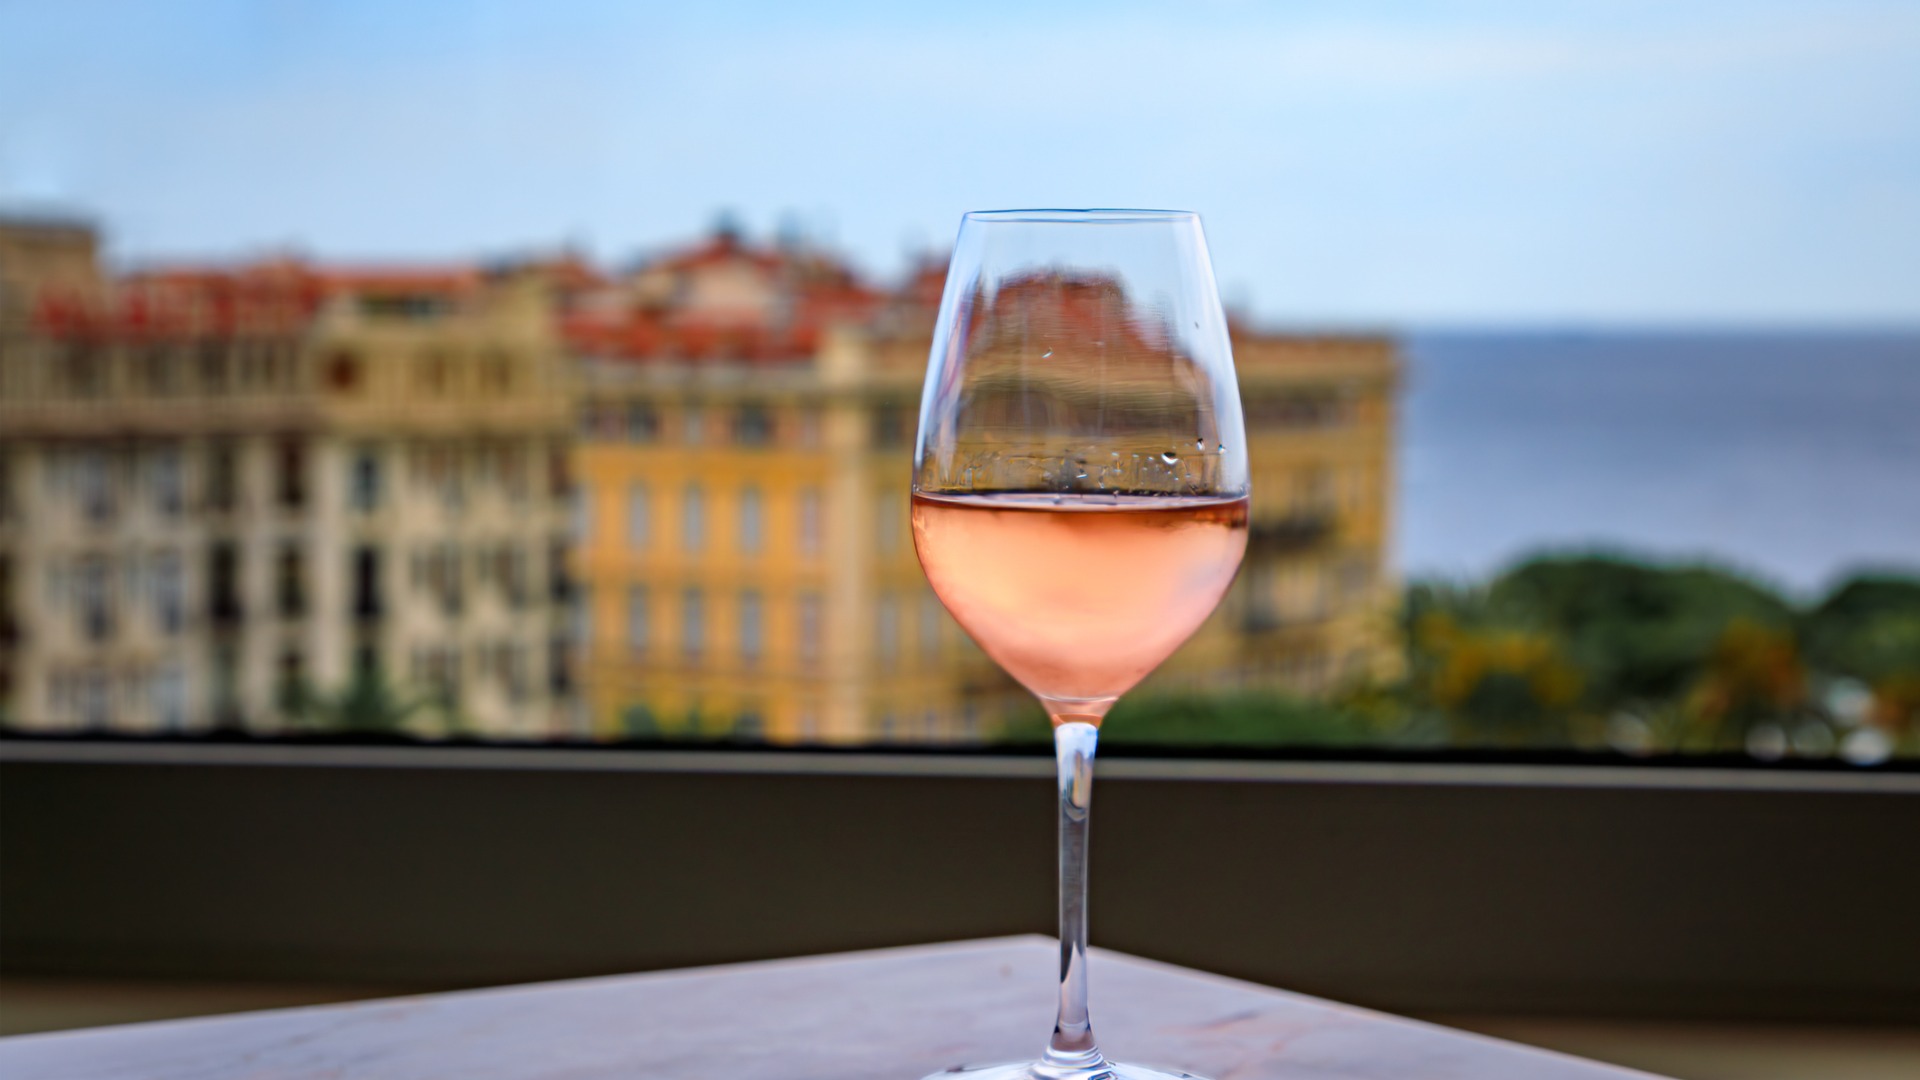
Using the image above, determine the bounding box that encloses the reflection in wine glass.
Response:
[912,210,1249,1080]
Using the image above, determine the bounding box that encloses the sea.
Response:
[1397,330,1920,597]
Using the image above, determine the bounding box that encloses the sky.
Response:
[3,0,1919,326]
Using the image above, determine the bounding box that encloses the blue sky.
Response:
[3,0,1918,325]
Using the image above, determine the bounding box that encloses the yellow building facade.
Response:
[573,331,1009,745]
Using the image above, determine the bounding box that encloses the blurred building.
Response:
[568,229,1399,745]
[0,217,575,736]
[565,231,1006,743]
[2,216,1396,743]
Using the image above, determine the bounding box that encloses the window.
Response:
[875,491,902,555]
[196,341,228,394]
[276,649,306,714]
[78,669,111,728]
[626,404,659,442]
[625,484,649,548]
[548,634,573,696]
[206,443,238,514]
[363,293,449,321]
[415,350,451,394]
[0,554,15,647]
[798,593,823,670]
[1337,555,1373,603]
[350,446,381,512]
[209,543,242,625]
[152,552,184,634]
[733,404,774,447]
[739,590,763,666]
[77,450,113,523]
[140,346,177,395]
[681,588,705,663]
[276,545,307,619]
[439,444,466,512]
[63,344,105,397]
[1295,464,1334,515]
[501,545,530,608]
[78,556,113,642]
[870,405,909,448]
[547,441,571,500]
[351,546,382,621]
[325,350,362,393]
[919,593,943,662]
[153,664,187,730]
[276,439,307,510]
[571,589,592,652]
[439,641,462,691]
[799,488,823,557]
[211,644,242,728]
[502,443,530,502]
[1345,465,1369,514]
[738,487,763,555]
[493,640,528,703]
[875,593,898,668]
[682,485,706,552]
[1244,393,1299,430]
[433,544,463,617]
[572,490,594,544]
[547,537,571,603]
[150,445,184,517]
[626,586,649,654]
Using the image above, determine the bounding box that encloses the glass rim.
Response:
[960,208,1199,225]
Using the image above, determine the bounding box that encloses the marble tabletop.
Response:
[0,936,1663,1079]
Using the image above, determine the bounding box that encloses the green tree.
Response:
[1803,576,1920,747]
[1489,555,1795,714]
[297,672,435,735]
[1104,692,1374,748]
[1686,618,1808,750]
[1403,581,1585,747]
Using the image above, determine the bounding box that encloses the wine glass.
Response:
[911,210,1249,1080]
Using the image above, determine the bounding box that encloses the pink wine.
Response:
[912,491,1249,721]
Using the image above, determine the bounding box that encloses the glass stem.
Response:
[1040,719,1107,1078]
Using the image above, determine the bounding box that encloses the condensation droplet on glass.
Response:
[1041,349,1053,359]
[1160,451,1178,465]
[1194,439,1205,451]
[1217,443,1226,453]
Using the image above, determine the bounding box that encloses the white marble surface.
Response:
[0,936,1664,1079]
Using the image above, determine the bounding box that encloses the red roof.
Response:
[31,258,488,340]
[564,232,888,362]
[23,230,949,358]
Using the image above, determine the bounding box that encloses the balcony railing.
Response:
[1246,510,1335,554]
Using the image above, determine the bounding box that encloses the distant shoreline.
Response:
[1395,329,1920,593]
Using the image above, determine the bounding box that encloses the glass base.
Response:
[925,1062,1205,1080]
